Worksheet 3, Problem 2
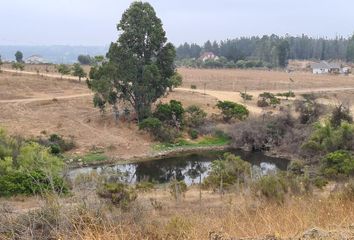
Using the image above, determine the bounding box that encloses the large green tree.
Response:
[88,2,178,121]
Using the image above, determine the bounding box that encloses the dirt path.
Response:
[1,68,81,81]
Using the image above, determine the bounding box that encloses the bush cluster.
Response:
[216,101,249,122]
[257,92,281,108]
[0,128,67,197]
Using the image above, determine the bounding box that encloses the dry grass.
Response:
[2,187,353,240]
[0,72,220,157]
[178,67,354,92]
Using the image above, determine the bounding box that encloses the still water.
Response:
[68,150,289,185]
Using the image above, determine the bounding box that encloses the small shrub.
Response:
[252,174,288,203]
[97,183,137,209]
[216,101,249,122]
[169,180,188,200]
[190,85,197,89]
[188,129,199,139]
[139,117,162,133]
[165,216,192,239]
[240,92,253,101]
[135,181,155,192]
[313,176,328,189]
[185,105,207,128]
[257,98,269,107]
[330,104,353,128]
[287,160,305,175]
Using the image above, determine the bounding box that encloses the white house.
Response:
[198,52,219,62]
[311,61,341,74]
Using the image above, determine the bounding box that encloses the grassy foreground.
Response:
[1,187,353,239]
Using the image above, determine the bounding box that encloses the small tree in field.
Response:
[72,63,87,82]
[169,72,183,91]
[216,101,249,122]
[15,51,23,63]
[12,62,24,72]
[56,64,71,79]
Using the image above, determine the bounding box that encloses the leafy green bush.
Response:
[216,101,249,122]
[188,129,199,139]
[97,183,137,209]
[302,121,354,155]
[321,150,354,178]
[154,100,184,127]
[0,170,68,197]
[0,129,67,197]
[139,117,162,133]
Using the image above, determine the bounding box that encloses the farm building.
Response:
[199,52,219,62]
[311,61,342,74]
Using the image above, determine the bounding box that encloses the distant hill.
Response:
[0,45,108,64]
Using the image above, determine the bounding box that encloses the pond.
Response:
[68,149,289,185]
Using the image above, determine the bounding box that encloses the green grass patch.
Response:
[82,152,108,163]
[154,134,230,151]
[67,151,109,164]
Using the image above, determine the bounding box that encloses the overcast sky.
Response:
[1,0,353,46]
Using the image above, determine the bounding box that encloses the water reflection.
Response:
[69,150,288,185]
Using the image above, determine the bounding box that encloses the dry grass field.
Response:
[2,66,354,157]
[2,186,353,239]
[178,67,354,92]
[0,71,218,158]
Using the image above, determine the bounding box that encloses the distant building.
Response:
[199,52,219,62]
[311,61,342,74]
[25,55,47,64]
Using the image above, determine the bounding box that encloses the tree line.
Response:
[177,34,354,68]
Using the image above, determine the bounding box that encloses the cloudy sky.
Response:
[1,0,353,46]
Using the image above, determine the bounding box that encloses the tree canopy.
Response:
[15,51,23,63]
[88,2,179,121]
[72,63,87,82]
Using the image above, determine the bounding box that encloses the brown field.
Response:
[0,71,218,157]
[178,67,354,92]
[2,66,354,157]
